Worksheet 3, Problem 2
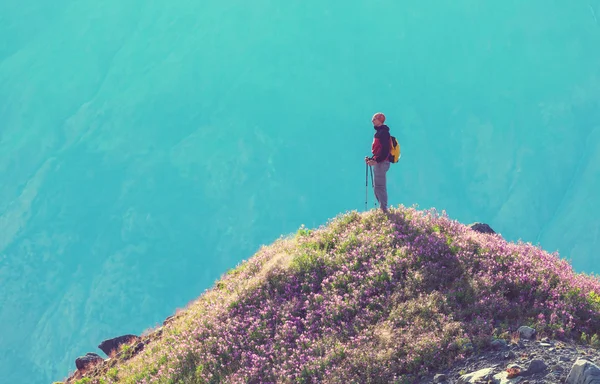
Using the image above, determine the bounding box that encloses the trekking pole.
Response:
[365,162,368,211]
[369,165,377,208]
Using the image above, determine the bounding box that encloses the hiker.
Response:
[365,112,391,213]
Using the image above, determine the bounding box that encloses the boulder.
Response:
[468,223,496,234]
[524,359,547,376]
[75,352,103,371]
[458,367,495,383]
[98,334,139,356]
[517,326,536,340]
[566,358,600,384]
[491,339,509,350]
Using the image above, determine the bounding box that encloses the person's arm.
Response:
[371,136,382,161]
[371,133,390,162]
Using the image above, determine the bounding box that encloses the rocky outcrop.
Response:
[567,358,600,383]
[66,323,170,382]
[424,324,600,383]
[75,352,103,371]
[98,334,140,357]
[469,222,496,234]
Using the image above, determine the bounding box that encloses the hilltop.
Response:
[57,206,600,383]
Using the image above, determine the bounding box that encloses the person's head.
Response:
[372,112,386,127]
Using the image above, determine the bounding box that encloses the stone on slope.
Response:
[517,326,536,340]
[493,371,523,384]
[566,358,600,384]
[491,339,509,350]
[163,315,175,326]
[524,359,547,376]
[75,352,103,371]
[98,334,140,357]
[458,367,495,383]
[468,223,496,234]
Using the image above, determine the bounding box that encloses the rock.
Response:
[98,334,140,357]
[517,326,536,340]
[458,367,495,383]
[422,332,600,384]
[468,223,496,234]
[434,373,447,383]
[75,352,103,371]
[133,341,145,354]
[539,342,552,347]
[544,373,560,382]
[492,339,509,350]
[115,341,146,361]
[566,358,600,384]
[494,371,523,384]
[163,315,175,326]
[524,359,547,375]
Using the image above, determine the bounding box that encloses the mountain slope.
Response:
[57,206,600,383]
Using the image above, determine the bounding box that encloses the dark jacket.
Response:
[370,125,391,163]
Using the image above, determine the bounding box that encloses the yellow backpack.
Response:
[389,135,401,163]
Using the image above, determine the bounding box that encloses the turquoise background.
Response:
[1,1,599,382]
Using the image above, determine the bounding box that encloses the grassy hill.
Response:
[57,206,600,383]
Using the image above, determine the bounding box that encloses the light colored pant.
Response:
[373,161,390,211]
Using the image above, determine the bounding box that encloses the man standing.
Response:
[365,112,391,213]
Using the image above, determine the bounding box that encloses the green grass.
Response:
[58,205,600,383]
